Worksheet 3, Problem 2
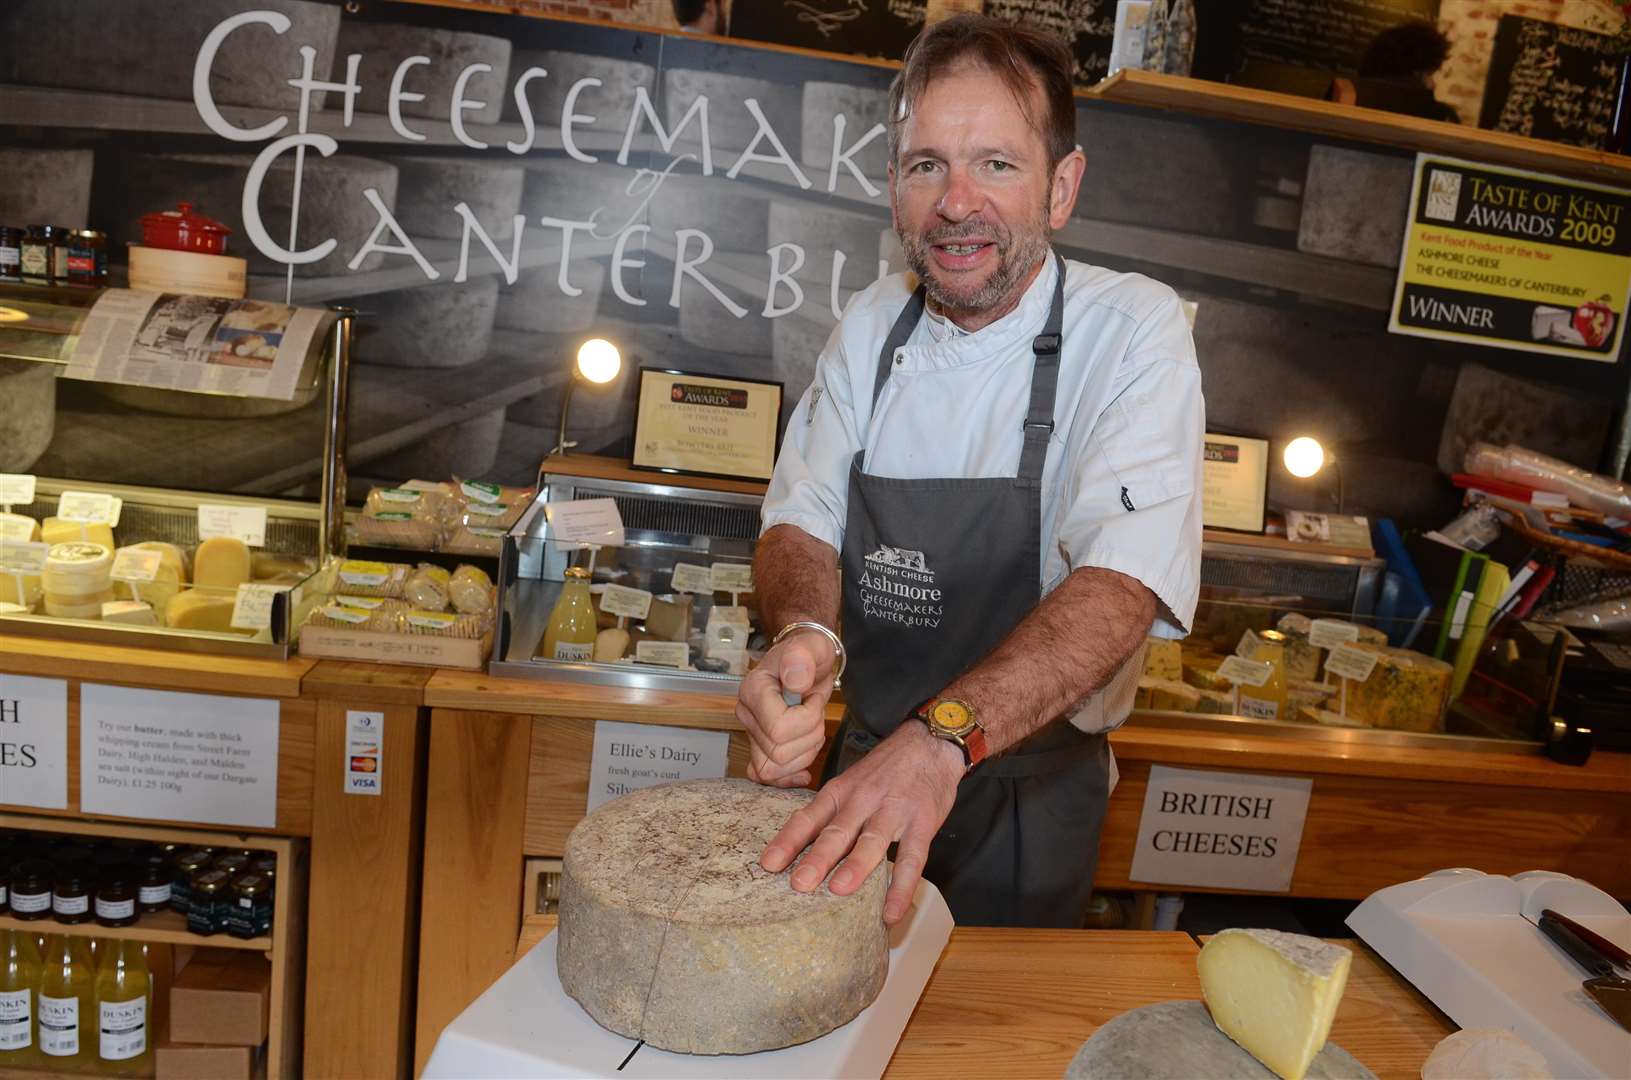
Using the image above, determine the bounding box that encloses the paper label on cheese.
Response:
[0,516,35,543]
[1308,619,1361,649]
[635,640,690,668]
[338,560,391,587]
[0,541,49,574]
[198,504,267,547]
[231,583,288,631]
[0,474,36,506]
[48,542,108,566]
[110,547,162,584]
[545,498,625,547]
[333,594,386,609]
[463,502,508,517]
[372,511,414,521]
[466,527,506,539]
[57,491,119,525]
[710,562,754,594]
[599,583,653,619]
[399,479,445,493]
[378,488,422,504]
[406,610,457,629]
[1216,655,1274,687]
[322,605,373,624]
[1236,628,1261,658]
[461,480,503,503]
[1325,644,1379,682]
[670,562,713,594]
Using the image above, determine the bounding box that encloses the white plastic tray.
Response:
[423,880,955,1079]
[1347,869,1631,1079]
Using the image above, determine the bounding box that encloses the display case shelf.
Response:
[0,909,271,951]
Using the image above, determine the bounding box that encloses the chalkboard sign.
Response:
[1480,15,1620,150]
[983,0,1117,86]
[729,0,927,62]
[1239,0,1438,76]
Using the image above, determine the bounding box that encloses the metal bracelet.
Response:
[771,620,846,687]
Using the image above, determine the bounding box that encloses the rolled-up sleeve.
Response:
[1057,302,1204,639]
[760,329,863,551]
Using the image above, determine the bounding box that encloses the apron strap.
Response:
[1017,253,1066,486]
[872,284,927,407]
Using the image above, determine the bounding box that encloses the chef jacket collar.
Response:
[899,250,1059,371]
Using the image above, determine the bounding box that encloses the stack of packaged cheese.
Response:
[349,478,533,557]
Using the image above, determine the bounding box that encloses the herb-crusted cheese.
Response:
[1343,643,1453,732]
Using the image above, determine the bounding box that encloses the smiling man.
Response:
[737,14,1205,928]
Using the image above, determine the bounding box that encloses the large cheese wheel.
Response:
[91,380,323,419]
[334,23,511,124]
[0,360,56,473]
[0,0,340,110]
[0,149,93,227]
[662,70,803,155]
[647,174,770,254]
[351,277,498,368]
[800,81,890,182]
[769,200,886,289]
[505,50,654,134]
[105,152,399,277]
[366,407,504,480]
[494,261,605,335]
[391,157,525,241]
[558,778,888,1054]
[519,159,646,231]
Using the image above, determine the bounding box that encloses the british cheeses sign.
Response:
[1129,765,1313,892]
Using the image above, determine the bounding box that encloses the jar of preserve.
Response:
[226,873,270,939]
[9,859,52,919]
[52,860,93,924]
[66,229,107,287]
[20,225,52,285]
[49,225,73,283]
[213,852,250,878]
[172,848,213,913]
[94,863,139,928]
[187,869,232,936]
[0,226,21,283]
[138,853,172,914]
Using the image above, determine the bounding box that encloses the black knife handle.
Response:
[1540,913,1615,977]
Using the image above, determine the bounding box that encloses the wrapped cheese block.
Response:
[1342,643,1453,733]
[331,560,410,599]
[558,779,887,1054]
[307,597,407,633]
[401,609,485,639]
[403,564,451,611]
[113,541,188,621]
[448,565,494,616]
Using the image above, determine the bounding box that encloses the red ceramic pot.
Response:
[138,202,232,254]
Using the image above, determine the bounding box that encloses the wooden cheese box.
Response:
[298,624,493,670]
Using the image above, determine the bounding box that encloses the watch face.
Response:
[928,699,976,737]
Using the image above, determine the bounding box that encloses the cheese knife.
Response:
[1537,911,1631,1032]
[1542,908,1631,972]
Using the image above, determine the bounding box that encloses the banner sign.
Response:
[1390,154,1629,362]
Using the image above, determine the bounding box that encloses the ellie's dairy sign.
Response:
[0,675,69,810]
[1129,765,1313,892]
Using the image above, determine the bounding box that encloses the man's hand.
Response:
[760,721,963,924]
[736,628,837,788]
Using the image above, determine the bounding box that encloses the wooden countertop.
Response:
[0,633,314,698]
[509,921,1449,1080]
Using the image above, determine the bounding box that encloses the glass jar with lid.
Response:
[171,848,213,914]
[20,225,53,285]
[226,874,271,939]
[65,230,107,287]
[94,864,139,928]
[138,854,172,914]
[9,859,52,920]
[187,869,232,935]
[0,227,22,283]
[51,860,92,924]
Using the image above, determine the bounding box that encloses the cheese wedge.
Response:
[165,589,254,635]
[1198,929,1351,1080]
[102,600,159,626]
[40,517,115,551]
[193,536,252,590]
[113,541,188,620]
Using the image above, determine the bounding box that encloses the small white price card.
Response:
[0,541,49,574]
[1216,655,1274,687]
[110,547,162,584]
[710,561,754,594]
[0,516,37,543]
[1308,618,1361,649]
[669,562,713,594]
[1235,628,1261,658]
[635,640,690,668]
[57,491,119,525]
[544,498,626,547]
[230,583,289,631]
[1325,644,1379,682]
[198,504,268,547]
[598,584,653,620]
[0,474,36,507]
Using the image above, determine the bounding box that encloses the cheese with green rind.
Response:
[1342,642,1452,732]
[1143,638,1184,681]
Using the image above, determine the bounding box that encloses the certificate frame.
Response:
[630,368,785,483]
[1201,432,1269,534]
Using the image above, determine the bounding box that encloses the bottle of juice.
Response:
[540,566,598,662]
[38,932,93,1067]
[0,927,41,1069]
[1238,629,1291,720]
[94,936,152,1076]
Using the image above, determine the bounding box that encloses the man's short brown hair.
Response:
[887,14,1077,169]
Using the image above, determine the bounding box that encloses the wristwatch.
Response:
[912,697,988,770]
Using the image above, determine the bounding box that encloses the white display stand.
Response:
[1347,869,1631,1079]
[424,881,955,1079]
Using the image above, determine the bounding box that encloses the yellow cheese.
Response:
[113,541,188,620]
[1343,643,1453,733]
[0,512,39,542]
[43,543,114,614]
[1183,658,1232,692]
[1287,680,1335,713]
[1143,638,1183,681]
[193,537,252,590]
[1135,677,1200,712]
[45,595,108,619]
[0,565,43,609]
[1192,687,1235,715]
[1198,929,1352,1080]
[165,589,254,635]
[101,600,159,626]
[40,517,115,550]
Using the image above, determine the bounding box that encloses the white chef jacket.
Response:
[761,254,1204,733]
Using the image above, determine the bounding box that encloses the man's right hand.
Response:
[737,627,837,788]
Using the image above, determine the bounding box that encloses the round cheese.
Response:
[558,778,888,1055]
[1421,1029,1549,1080]
[113,541,189,620]
[494,261,604,335]
[504,49,654,134]
[334,23,511,124]
[661,70,802,154]
[352,277,498,369]
[799,81,890,181]
[392,157,525,241]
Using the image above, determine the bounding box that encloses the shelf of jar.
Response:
[0,909,272,951]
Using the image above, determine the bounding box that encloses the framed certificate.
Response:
[631,369,784,483]
[1202,433,1269,533]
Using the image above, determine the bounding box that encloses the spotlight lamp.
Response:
[1282,435,1344,514]
[554,338,623,457]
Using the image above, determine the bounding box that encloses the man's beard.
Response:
[898,202,1052,318]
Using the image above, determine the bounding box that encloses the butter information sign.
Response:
[1390,154,1629,362]
[1130,766,1313,892]
[588,719,728,812]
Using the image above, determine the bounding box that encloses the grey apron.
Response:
[827,255,1110,928]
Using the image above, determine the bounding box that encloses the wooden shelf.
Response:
[1089,69,1630,186]
[0,909,271,951]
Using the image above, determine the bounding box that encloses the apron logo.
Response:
[807,385,823,425]
[1120,486,1136,512]
[859,546,942,629]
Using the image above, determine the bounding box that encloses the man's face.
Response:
[889,64,1081,323]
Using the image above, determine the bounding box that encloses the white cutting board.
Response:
[423,880,954,1079]
[1348,869,1631,1079]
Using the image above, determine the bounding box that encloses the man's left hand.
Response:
[759,721,964,924]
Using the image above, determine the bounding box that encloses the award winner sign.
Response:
[1130,765,1313,892]
[632,369,783,481]
[1390,154,1630,363]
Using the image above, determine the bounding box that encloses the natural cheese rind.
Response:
[558,778,887,1055]
[1420,1028,1549,1080]
[193,537,252,591]
[1198,929,1352,1080]
[1343,643,1453,733]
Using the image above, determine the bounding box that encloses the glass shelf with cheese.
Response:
[490,473,765,693]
